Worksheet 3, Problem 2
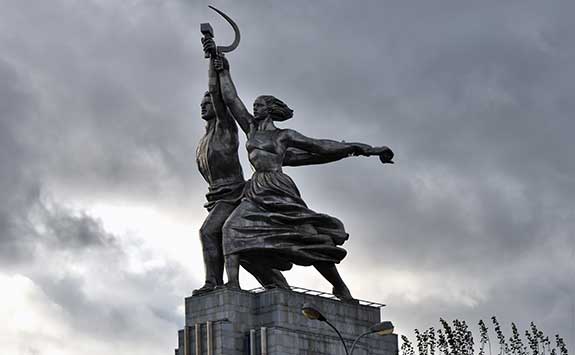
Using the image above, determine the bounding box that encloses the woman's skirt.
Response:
[222,171,349,270]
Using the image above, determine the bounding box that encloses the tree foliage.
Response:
[400,317,568,355]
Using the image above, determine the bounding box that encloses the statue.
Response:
[195,7,351,295]
[198,7,394,302]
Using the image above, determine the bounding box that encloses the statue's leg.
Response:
[194,202,237,295]
[260,268,289,289]
[224,254,241,289]
[313,262,358,303]
[241,260,289,289]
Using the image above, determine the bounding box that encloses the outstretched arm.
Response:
[282,129,394,163]
[283,148,350,167]
[283,129,367,156]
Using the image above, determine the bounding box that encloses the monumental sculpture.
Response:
[197,6,394,303]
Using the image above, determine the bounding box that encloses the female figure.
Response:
[209,46,393,302]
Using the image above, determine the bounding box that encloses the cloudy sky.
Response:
[1,0,573,354]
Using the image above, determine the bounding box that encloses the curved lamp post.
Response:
[302,303,350,354]
[301,303,394,355]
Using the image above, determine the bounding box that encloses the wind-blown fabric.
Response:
[222,170,349,270]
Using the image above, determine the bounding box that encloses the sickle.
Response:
[208,5,241,53]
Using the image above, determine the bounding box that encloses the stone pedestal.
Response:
[174,287,398,355]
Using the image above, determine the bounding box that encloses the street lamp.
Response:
[302,303,349,354]
[301,303,394,355]
[349,321,394,354]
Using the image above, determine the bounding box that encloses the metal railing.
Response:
[247,285,386,308]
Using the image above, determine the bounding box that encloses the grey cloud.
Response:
[1,0,210,205]
[0,57,43,266]
[40,205,114,249]
[1,186,191,350]
[0,41,191,351]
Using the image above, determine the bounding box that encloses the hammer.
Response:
[200,6,241,59]
[200,22,216,59]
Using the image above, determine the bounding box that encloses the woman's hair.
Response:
[257,95,293,121]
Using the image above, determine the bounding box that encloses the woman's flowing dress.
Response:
[222,130,349,271]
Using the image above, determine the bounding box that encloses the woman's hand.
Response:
[202,38,229,72]
[368,146,394,164]
[347,143,394,163]
[213,56,229,72]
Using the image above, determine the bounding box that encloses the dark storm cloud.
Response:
[0,171,190,352]
[0,0,573,353]
[0,57,43,266]
[27,209,189,351]
[0,86,188,350]
[0,0,211,205]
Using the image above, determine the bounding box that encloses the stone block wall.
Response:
[175,288,398,355]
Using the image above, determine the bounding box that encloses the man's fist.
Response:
[202,37,216,55]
